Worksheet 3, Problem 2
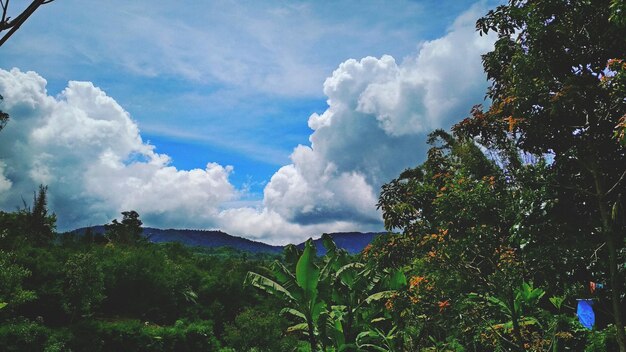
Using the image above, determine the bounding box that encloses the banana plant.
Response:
[320,260,404,351]
[468,281,545,349]
[246,235,405,351]
[356,324,398,352]
[245,239,324,351]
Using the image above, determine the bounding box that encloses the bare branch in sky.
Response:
[0,0,55,47]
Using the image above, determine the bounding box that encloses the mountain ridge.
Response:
[71,226,383,255]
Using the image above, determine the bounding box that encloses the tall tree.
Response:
[455,1,626,349]
[376,130,567,350]
[104,210,144,245]
[27,184,55,246]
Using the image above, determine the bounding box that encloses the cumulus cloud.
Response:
[0,68,235,229]
[261,4,494,232]
[0,68,372,244]
[0,4,494,245]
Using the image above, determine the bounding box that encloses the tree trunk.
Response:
[592,170,626,352]
[307,316,317,352]
[508,289,524,347]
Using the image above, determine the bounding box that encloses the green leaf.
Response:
[612,201,621,221]
[244,271,295,303]
[311,300,327,324]
[365,290,396,304]
[356,330,390,352]
[284,244,302,266]
[0,302,7,310]
[388,269,407,290]
[271,260,296,284]
[480,294,513,317]
[335,262,364,288]
[331,317,345,347]
[321,233,338,255]
[549,296,564,310]
[520,316,540,327]
[269,261,302,301]
[356,343,388,352]
[338,344,358,352]
[517,282,545,307]
[319,254,338,284]
[287,323,309,333]
[281,307,306,321]
[296,239,320,299]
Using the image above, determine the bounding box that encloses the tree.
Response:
[223,307,298,352]
[62,252,105,321]
[0,250,36,311]
[454,1,626,349]
[28,184,55,245]
[0,185,56,247]
[104,210,144,245]
[245,239,324,351]
[0,0,55,47]
[376,130,568,350]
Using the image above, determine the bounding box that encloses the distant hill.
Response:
[297,232,382,255]
[144,228,286,254]
[71,226,384,255]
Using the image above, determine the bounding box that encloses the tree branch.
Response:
[1,0,9,24]
[606,169,626,196]
[472,313,524,351]
[0,0,52,46]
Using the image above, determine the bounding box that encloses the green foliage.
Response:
[223,307,299,351]
[0,185,56,248]
[460,0,626,349]
[0,205,293,350]
[246,236,403,351]
[104,210,144,245]
[30,185,55,245]
[246,239,324,350]
[0,319,70,352]
[356,325,398,352]
[62,252,105,320]
[373,125,621,350]
[68,319,222,352]
[0,250,36,310]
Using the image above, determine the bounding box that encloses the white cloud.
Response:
[260,3,494,234]
[2,0,470,98]
[216,207,368,245]
[0,68,376,244]
[0,68,235,229]
[0,4,495,245]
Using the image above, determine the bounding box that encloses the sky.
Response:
[0,0,498,244]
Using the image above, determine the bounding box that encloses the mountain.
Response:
[144,228,284,254]
[297,232,381,255]
[71,226,383,255]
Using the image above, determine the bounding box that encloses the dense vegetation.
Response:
[0,200,300,351]
[0,0,625,351]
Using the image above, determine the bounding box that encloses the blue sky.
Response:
[0,0,498,244]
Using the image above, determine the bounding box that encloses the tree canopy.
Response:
[454,1,626,349]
